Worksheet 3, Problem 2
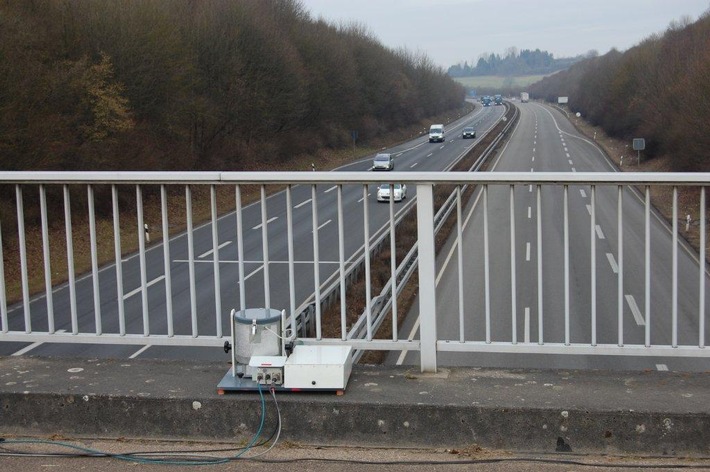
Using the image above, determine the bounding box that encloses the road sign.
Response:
[633,138,645,151]
[558,96,569,104]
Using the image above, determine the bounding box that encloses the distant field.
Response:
[453,75,548,89]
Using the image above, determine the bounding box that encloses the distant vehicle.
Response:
[481,96,492,107]
[462,127,476,139]
[494,94,503,105]
[376,183,407,202]
[428,124,445,143]
[372,153,394,171]
[520,92,529,103]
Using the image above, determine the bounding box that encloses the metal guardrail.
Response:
[1,169,710,372]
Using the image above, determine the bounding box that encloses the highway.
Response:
[389,102,710,372]
[0,103,507,360]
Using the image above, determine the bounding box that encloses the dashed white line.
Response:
[606,253,619,274]
[532,155,535,162]
[586,204,592,215]
[531,167,534,172]
[580,189,587,198]
[410,162,419,168]
[357,193,371,203]
[324,185,337,193]
[123,275,166,300]
[199,241,232,259]
[656,364,669,371]
[526,242,531,261]
[625,294,645,325]
[528,206,531,219]
[427,153,433,157]
[129,344,152,359]
[566,153,570,158]
[316,219,332,231]
[596,225,605,239]
[294,198,312,209]
[568,159,573,165]
[252,216,278,230]
[571,167,576,172]
[529,185,533,192]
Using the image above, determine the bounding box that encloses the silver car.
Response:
[377,183,407,202]
[372,153,394,171]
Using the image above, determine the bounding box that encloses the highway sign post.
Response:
[633,138,645,165]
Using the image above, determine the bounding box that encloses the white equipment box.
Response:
[284,345,353,390]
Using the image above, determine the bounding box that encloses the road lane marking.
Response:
[530,167,534,172]
[252,216,278,230]
[395,152,403,157]
[586,204,592,215]
[532,155,535,162]
[656,364,668,371]
[129,344,152,359]
[439,145,445,149]
[316,219,332,231]
[580,189,587,198]
[427,153,433,157]
[357,193,371,203]
[396,316,420,365]
[199,241,232,258]
[324,185,337,193]
[596,225,605,239]
[606,253,619,273]
[625,294,645,325]
[571,167,576,172]
[528,206,531,219]
[524,307,530,343]
[410,162,419,168]
[123,275,166,300]
[294,198,312,209]
[526,242,531,261]
[529,185,533,192]
[568,159,573,165]
[12,329,67,356]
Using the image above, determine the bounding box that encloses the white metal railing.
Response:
[1,171,709,372]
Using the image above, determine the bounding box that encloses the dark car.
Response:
[462,127,476,139]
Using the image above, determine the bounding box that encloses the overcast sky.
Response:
[301,0,710,69]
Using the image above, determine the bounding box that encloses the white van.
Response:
[429,124,445,143]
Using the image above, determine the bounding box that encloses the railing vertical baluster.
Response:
[112,185,125,336]
[457,186,465,343]
[510,185,517,344]
[672,186,678,348]
[210,185,222,338]
[417,184,437,372]
[186,185,198,337]
[260,186,272,311]
[338,186,347,340]
[235,185,246,313]
[88,185,102,335]
[16,186,31,333]
[645,186,651,347]
[536,184,543,344]
[161,185,174,337]
[389,184,398,342]
[700,187,706,349]
[363,185,373,341]
[591,185,596,346]
[64,185,78,334]
[286,186,296,338]
[40,185,54,333]
[618,186,624,347]
[564,185,570,346]
[136,185,149,336]
[310,184,322,339]
[484,185,491,343]
[0,211,6,333]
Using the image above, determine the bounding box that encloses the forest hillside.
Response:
[530,12,710,171]
[0,0,465,172]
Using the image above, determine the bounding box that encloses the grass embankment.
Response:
[2,103,475,304]
[453,75,547,90]
[318,104,518,364]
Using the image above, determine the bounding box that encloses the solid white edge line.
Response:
[129,344,152,359]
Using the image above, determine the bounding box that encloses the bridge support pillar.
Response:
[416,184,438,372]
